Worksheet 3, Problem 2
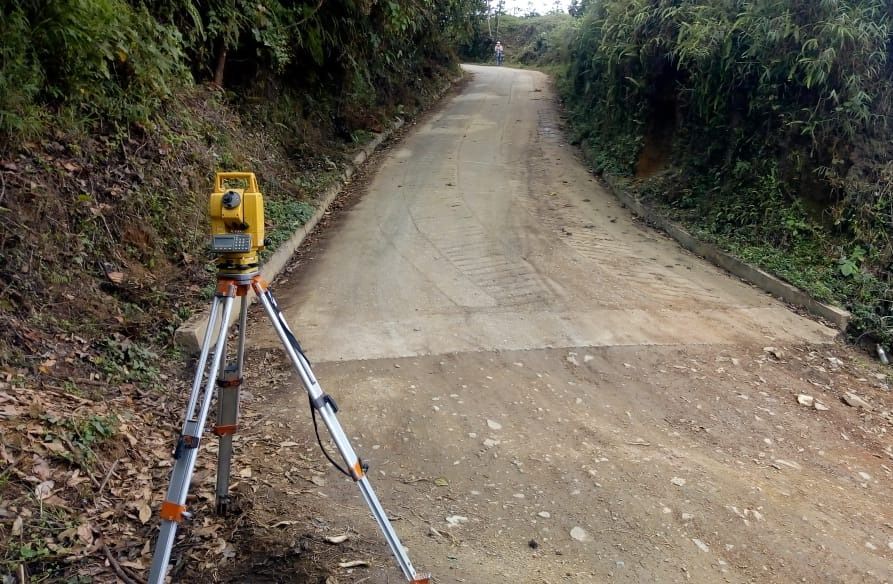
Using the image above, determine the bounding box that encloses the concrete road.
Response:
[256,66,833,360]
[237,66,892,583]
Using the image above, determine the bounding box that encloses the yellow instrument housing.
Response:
[209,172,265,271]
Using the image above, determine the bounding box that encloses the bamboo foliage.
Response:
[570,0,889,148]
[562,0,892,341]
[0,0,485,135]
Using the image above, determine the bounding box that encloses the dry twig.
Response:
[102,544,139,584]
[97,458,119,496]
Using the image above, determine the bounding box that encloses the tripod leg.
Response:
[148,288,238,584]
[215,294,247,515]
[253,280,428,583]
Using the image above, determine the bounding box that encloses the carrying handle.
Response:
[215,172,259,193]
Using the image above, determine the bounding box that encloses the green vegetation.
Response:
[93,335,159,383]
[51,413,119,472]
[0,1,487,373]
[559,0,892,343]
[0,1,483,137]
[264,198,316,252]
[464,2,892,345]
[0,1,186,137]
[458,11,576,66]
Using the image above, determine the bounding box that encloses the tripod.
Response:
[148,270,429,583]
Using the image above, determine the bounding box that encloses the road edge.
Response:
[174,77,462,352]
[599,174,851,332]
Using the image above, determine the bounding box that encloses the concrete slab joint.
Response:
[174,86,446,352]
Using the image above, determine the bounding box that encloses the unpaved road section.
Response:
[224,66,892,583]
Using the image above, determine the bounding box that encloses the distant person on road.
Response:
[495,42,505,66]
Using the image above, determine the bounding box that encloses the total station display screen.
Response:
[210,234,252,253]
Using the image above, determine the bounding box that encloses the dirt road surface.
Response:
[220,66,893,583]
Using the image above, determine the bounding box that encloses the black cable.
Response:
[267,292,311,367]
[309,394,352,479]
[266,290,352,478]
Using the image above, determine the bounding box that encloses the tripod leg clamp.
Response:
[216,376,243,388]
[213,424,239,436]
[310,393,338,413]
[159,501,187,523]
[173,434,201,459]
[350,461,367,480]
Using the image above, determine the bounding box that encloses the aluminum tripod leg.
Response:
[148,288,237,584]
[214,295,247,515]
[253,281,429,583]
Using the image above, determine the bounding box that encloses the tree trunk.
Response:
[213,40,228,87]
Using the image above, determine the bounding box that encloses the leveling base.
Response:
[147,270,429,583]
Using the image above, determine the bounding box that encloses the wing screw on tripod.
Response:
[147,173,430,583]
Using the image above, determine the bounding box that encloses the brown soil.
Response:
[218,343,892,583]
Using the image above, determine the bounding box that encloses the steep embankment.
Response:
[0,1,476,581]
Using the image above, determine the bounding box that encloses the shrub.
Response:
[0,1,187,137]
[561,0,892,342]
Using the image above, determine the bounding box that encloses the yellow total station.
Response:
[209,172,265,272]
